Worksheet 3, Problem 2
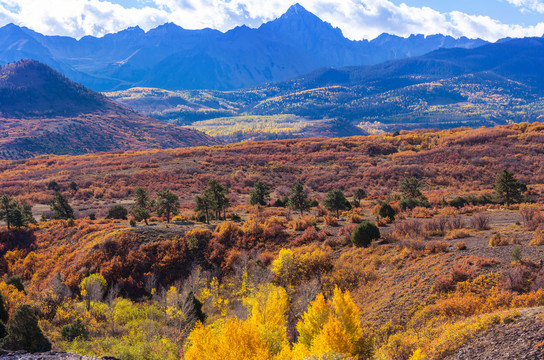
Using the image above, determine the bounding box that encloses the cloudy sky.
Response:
[1,0,544,41]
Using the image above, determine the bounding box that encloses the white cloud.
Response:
[0,0,543,42]
[505,0,544,13]
[0,0,168,38]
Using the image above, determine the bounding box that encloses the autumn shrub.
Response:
[433,275,455,293]
[445,229,471,240]
[426,241,449,254]
[455,241,467,250]
[424,217,449,236]
[520,204,544,230]
[394,219,424,239]
[351,222,380,248]
[448,216,465,230]
[471,213,491,230]
[451,262,476,283]
[346,211,362,224]
[264,215,287,228]
[374,217,387,227]
[323,215,339,227]
[292,227,322,246]
[263,223,288,244]
[339,224,357,242]
[410,206,436,219]
[400,239,427,257]
[489,233,509,247]
[501,265,533,293]
[289,216,315,231]
[529,226,544,246]
[240,218,265,249]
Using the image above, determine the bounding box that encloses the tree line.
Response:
[0,169,529,230]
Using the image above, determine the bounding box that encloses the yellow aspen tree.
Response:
[185,318,272,360]
[296,293,331,349]
[311,316,355,358]
[330,287,363,345]
[247,284,290,355]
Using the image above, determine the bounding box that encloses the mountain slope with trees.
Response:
[0,60,219,159]
[108,37,544,140]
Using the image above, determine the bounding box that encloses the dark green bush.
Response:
[61,319,89,342]
[449,196,468,209]
[379,203,396,220]
[1,305,51,352]
[351,221,381,248]
[106,205,128,220]
[6,276,24,293]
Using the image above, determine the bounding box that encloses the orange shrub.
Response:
[489,233,509,247]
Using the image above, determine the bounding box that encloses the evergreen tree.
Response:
[378,203,396,221]
[132,187,152,225]
[288,183,310,215]
[353,188,367,206]
[106,205,128,220]
[323,189,349,218]
[156,190,180,223]
[0,321,5,340]
[249,181,271,206]
[1,305,51,353]
[399,177,423,199]
[47,181,59,192]
[49,192,74,220]
[194,195,212,224]
[0,292,8,324]
[68,181,78,193]
[203,180,230,220]
[0,195,17,230]
[494,169,527,206]
[351,222,381,248]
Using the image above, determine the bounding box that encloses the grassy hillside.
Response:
[0,60,220,159]
[0,123,544,359]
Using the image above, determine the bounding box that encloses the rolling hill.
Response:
[0,4,486,91]
[0,60,220,159]
[108,37,544,141]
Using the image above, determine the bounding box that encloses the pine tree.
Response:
[194,195,212,224]
[1,305,51,353]
[203,180,230,220]
[399,177,423,199]
[156,190,180,223]
[132,187,152,225]
[0,195,17,230]
[353,188,367,206]
[288,183,310,215]
[250,181,271,206]
[494,169,527,206]
[49,192,74,220]
[0,292,8,323]
[323,189,349,218]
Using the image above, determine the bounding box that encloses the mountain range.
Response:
[109,36,544,140]
[0,4,487,91]
[0,60,219,159]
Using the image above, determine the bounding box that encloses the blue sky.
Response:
[1,0,543,41]
[391,0,543,25]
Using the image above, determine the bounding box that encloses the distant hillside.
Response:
[0,60,220,159]
[108,37,544,140]
[0,4,486,91]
